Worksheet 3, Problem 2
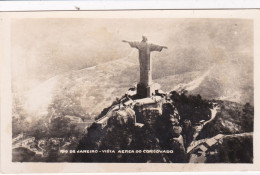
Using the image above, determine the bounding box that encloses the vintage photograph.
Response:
[9,15,254,164]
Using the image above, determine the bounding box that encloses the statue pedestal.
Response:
[137,83,160,98]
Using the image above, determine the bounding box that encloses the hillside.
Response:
[72,92,218,163]
[71,90,253,163]
[197,100,254,140]
[12,85,254,163]
[13,44,253,123]
[209,133,253,163]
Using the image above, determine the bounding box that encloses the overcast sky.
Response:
[11,18,253,92]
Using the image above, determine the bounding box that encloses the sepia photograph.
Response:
[1,10,260,173]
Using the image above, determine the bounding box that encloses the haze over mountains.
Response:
[15,50,253,121]
[12,18,253,120]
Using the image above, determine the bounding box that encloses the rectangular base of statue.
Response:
[137,83,156,98]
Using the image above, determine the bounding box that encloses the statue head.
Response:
[142,36,148,42]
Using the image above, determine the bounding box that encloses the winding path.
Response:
[187,104,220,152]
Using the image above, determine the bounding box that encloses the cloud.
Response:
[11,18,253,93]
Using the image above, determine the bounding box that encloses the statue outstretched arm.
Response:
[150,44,168,52]
[122,40,139,49]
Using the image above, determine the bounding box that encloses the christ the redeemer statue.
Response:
[122,36,167,98]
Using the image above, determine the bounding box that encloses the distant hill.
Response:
[13,51,139,120]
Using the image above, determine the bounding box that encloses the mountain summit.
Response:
[73,85,253,163]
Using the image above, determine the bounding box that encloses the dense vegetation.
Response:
[206,134,253,163]
[170,91,213,124]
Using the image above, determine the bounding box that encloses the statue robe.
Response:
[128,41,164,87]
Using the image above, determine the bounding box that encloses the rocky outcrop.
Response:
[73,93,189,162]
[73,91,253,163]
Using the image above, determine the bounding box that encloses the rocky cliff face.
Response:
[73,92,203,162]
[73,90,253,163]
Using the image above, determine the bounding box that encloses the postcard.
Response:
[1,10,260,173]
